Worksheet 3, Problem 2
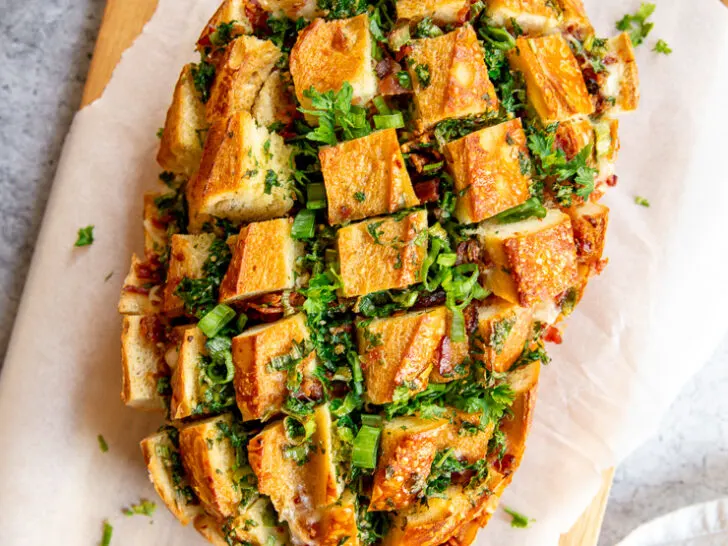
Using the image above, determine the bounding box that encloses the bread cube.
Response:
[395,0,469,24]
[381,485,477,546]
[357,306,447,404]
[179,414,249,519]
[290,14,377,113]
[157,64,207,176]
[478,209,578,306]
[337,210,428,297]
[320,129,419,225]
[252,70,296,129]
[118,254,163,316]
[567,202,609,265]
[206,36,282,124]
[162,233,216,316]
[320,490,359,546]
[187,112,293,229]
[219,218,301,304]
[508,34,594,124]
[197,0,251,49]
[248,405,337,544]
[476,300,534,373]
[259,0,321,19]
[600,33,640,113]
[194,497,290,546]
[556,0,594,37]
[140,429,200,525]
[408,25,498,129]
[485,0,560,35]
[444,118,532,225]
[170,326,233,420]
[121,315,169,411]
[232,313,317,421]
[441,411,494,463]
[370,416,448,511]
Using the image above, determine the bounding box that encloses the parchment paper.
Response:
[1,1,727,544]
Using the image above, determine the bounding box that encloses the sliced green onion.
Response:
[391,290,419,308]
[292,209,316,239]
[437,253,457,267]
[481,26,516,50]
[349,350,364,396]
[331,392,360,417]
[100,521,113,546]
[361,414,384,427]
[283,416,316,445]
[306,183,327,210]
[450,307,466,343]
[373,96,392,115]
[423,161,444,174]
[421,237,442,290]
[352,425,381,469]
[236,313,248,333]
[205,336,235,384]
[373,112,405,130]
[491,197,548,224]
[198,304,236,338]
[471,282,490,301]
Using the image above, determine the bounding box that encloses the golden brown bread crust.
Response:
[121,315,168,411]
[232,313,316,421]
[486,0,560,34]
[602,32,640,113]
[320,490,360,546]
[197,0,251,49]
[476,300,534,373]
[568,202,609,265]
[162,233,216,316]
[395,0,469,24]
[218,217,300,303]
[337,210,428,297]
[206,36,282,123]
[358,307,447,404]
[320,129,419,225]
[157,64,207,176]
[186,111,293,229]
[118,253,162,316]
[480,210,579,307]
[445,118,532,225]
[408,25,498,130]
[290,14,377,112]
[509,34,595,124]
[169,326,207,420]
[179,414,243,519]
[557,0,594,37]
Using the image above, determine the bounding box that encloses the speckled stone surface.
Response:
[0,2,727,545]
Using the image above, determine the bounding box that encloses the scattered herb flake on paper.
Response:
[122,498,157,517]
[634,196,650,207]
[616,2,656,46]
[100,521,113,546]
[504,506,534,529]
[75,226,95,247]
[97,434,109,453]
[653,39,672,55]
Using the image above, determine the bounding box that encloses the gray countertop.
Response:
[1,1,726,544]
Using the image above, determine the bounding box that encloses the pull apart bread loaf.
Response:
[120,0,638,544]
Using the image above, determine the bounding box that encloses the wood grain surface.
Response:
[81,0,615,543]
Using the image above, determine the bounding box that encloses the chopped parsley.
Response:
[490,316,516,355]
[616,3,656,47]
[413,16,443,39]
[634,195,650,207]
[264,169,281,194]
[366,221,385,244]
[301,82,372,145]
[122,498,157,517]
[354,191,366,202]
[74,225,95,247]
[653,39,672,55]
[174,237,232,318]
[395,71,412,90]
[317,0,367,20]
[97,434,109,453]
[191,60,215,103]
[504,506,534,529]
[414,64,431,88]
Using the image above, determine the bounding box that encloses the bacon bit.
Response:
[379,73,411,96]
[135,260,164,284]
[437,336,454,376]
[375,57,401,79]
[197,29,213,51]
[456,240,482,266]
[543,326,563,345]
[603,55,618,65]
[412,290,447,310]
[493,454,515,474]
[245,0,268,32]
[605,174,618,187]
[408,153,429,174]
[122,284,150,296]
[394,44,412,63]
[414,181,440,204]
[464,302,479,335]
[140,316,165,344]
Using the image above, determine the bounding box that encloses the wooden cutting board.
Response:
[82,0,615,543]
